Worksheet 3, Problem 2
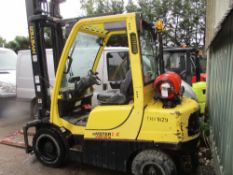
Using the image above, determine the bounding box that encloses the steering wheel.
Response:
[87,70,101,85]
[61,70,101,102]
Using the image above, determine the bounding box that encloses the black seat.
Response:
[97,71,133,105]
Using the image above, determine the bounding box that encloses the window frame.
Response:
[138,22,158,85]
[106,51,130,82]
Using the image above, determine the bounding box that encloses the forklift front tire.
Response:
[131,149,176,175]
[33,128,67,167]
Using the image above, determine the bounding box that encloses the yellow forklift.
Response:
[24,1,200,174]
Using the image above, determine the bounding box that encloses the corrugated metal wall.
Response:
[207,9,233,175]
[206,0,233,47]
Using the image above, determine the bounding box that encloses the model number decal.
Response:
[92,132,120,139]
[29,25,36,55]
[147,116,168,123]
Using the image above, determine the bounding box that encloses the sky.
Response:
[0,0,132,42]
[0,0,84,41]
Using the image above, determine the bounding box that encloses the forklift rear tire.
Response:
[131,149,177,175]
[32,128,67,167]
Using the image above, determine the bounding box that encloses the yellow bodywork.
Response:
[50,13,200,145]
[138,97,199,143]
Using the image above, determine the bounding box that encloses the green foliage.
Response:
[81,0,124,15]
[126,0,138,12]
[5,36,30,52]
[111,0,124,13]
[80,0,95,15]
[3,27,51,52]
[5,41,19,52]
[199,117,210,136]
[137,0,206,47]
[81,0,206,47]
[0,0,206,50]
[0,36,6,47]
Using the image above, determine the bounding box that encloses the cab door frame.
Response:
[50,13,145,139]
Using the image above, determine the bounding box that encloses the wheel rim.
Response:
[141,163,166,175]
[36,134,60,163]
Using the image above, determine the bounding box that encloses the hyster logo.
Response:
[29,26,36,55]
[93,132,120,139]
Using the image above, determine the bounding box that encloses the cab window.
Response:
[107,51,129,81]
[164,52,186,72]
[62,32,101,88]
[140,28,157,84]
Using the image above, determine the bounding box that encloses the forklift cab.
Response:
[51,13,158,131]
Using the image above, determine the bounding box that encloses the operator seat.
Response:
[97,71,133,105]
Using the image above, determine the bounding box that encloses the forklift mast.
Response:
[25,0,65,119]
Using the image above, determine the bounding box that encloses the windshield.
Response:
[62,32,101,88]
[163,52,187,73]
[140,25,157,84]
[0,49,17,70]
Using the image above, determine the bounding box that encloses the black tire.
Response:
[131,150,177,175]
[32,128,68,167]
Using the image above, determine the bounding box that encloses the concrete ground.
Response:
[0,102,124,175]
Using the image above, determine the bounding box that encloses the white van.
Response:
[16,47,196,117]
[16,49,55,99]
[16,49,55,116]
[0,48,17,115]
[0,48,17,96]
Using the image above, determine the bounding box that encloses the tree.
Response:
[126,0,138,12]
[79,0,207,47]
[0,36,6,47]
[81,0,124,15]
[6,36,30,52]
[80,0,95,15]
[136,0,206,47]
[111,0,124,13]
[6,41,19,52]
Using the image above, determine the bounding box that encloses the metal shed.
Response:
[207,6,233,175]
